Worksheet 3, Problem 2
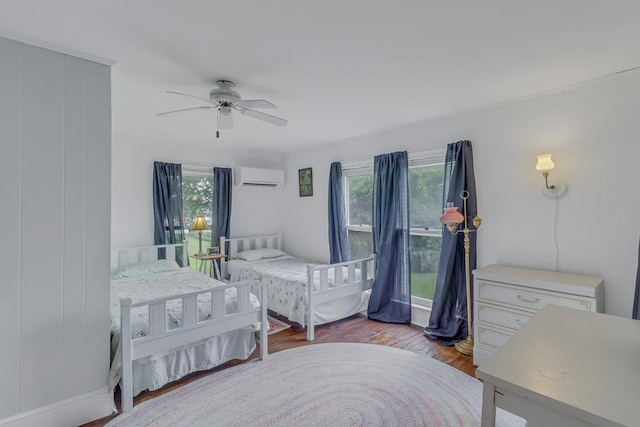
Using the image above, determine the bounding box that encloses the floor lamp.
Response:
[440,190,481,356]
[190,215,209,256]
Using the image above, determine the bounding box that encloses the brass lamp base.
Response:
[454,335,474,356]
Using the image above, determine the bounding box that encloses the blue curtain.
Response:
[153,161,185,265]
[213,167,233,253]
[328,162,350,263]
[633,236,640,320]
[424,140,477,345]
[367,151,411,324]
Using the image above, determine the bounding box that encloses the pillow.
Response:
[234,248,286,262]
[111,259,180,279]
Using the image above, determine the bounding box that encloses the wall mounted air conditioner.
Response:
[235,167,284,187]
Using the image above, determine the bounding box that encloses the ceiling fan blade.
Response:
[238,107,287,127]
[157,106,213,116]
[217,110,234,129]
[234,99,276,109]
[166,90,212,103]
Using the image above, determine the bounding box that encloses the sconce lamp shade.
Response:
[535,153,566,198]
[440,204,464,225]
[535,154,555,172]
[190,215,209,231]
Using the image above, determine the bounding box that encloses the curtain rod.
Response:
[155,160,232,171]
[183,162,232,169]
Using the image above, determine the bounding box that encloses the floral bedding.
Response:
[109,266,260,397]
[233,256,368,327]
[111,267,259,355]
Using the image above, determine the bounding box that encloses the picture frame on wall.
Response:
[298,167,313,197]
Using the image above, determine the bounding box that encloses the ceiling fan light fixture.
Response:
[217,107,234,130]
[160,80,287,131]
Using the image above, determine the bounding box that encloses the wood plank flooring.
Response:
[82,313,475,426]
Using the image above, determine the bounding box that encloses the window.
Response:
[346,173,374,260]
[182,171,214,265]
[344,152,445,303]
[407,161,445,303]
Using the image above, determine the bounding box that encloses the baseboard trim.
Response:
[0,387,114,427]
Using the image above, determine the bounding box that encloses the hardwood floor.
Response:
[82,313,475,426]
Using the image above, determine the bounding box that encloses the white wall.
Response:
[111,135,285,249]
[282,70,640,318]
[0,37,112,425]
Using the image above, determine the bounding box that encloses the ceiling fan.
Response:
[157,80,287,137]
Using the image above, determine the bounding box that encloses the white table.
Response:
[476,304,640,427]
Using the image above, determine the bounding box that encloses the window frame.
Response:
[181,168,215,270]
[343,149,445,306]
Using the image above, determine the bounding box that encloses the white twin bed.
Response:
[110,235,373,412]
[221,234,375,340]
[110,242,267,412]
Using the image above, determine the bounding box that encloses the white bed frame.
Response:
[112,242,268,412]
[220,234,375,341]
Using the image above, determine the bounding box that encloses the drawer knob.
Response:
[517,294,540,304]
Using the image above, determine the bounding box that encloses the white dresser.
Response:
[472,265,604,367]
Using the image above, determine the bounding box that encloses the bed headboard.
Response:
[219,233,282,279]
[111,241,189,272]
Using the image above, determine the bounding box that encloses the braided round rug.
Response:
[106,343,524,427]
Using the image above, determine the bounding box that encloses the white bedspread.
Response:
[233,256,369,327]
[110,268,259,397]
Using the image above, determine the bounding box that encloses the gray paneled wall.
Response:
[0,34,21,421]
[0,36,111,422]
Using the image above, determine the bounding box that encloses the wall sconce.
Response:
[535,153,566,198]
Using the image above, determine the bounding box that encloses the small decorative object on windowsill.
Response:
[440,190,481,356]
[190,215,209,256]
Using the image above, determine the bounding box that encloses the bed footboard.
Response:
[305,256,375,340]
[119,279,268,412]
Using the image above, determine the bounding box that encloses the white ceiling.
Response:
[2,1,640,153]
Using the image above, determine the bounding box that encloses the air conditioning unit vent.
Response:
[235,167,284,187]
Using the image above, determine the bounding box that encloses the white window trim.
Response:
[342,160,373,176]
[349,225,442,237]
[342,147,446,174]
[343,149,446,306]
[182,165,214,177]
[409,148,446,167]
[346,226,440,308]
[412,295,433,309]
[180,162,233,177]
[409,227,443,237]
[347,224,372,232]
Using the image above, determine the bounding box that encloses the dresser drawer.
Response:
[476,324,512,349]
[472,265,604,367]
[476,303,533,331]
[476,280,595,312]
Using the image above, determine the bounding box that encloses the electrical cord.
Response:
[554,196,560,271]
